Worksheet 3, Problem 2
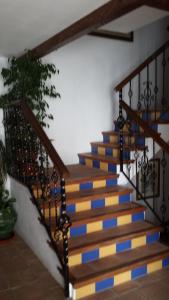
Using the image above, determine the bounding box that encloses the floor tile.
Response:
[138,281,169,300]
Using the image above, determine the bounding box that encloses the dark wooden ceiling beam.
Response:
[147,0,169,11]
[30,0,146,58]
[89,29,134,42]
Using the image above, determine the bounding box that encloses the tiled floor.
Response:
[0,234,65,300]
[1,234,169,300]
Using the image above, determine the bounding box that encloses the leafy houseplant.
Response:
[0,51,60,127]
[0,140,17,240]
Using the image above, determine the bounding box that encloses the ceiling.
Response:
[102,6,169,33]
[0,1,168,57]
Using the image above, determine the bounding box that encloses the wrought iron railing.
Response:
[3,100,71,297]
[115,40,169,232]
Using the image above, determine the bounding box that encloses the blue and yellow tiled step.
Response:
[71,243,169,299]
[68,202,145,238]
[32,164,119,198]
[114,120,158,134]
[42,186,133,217]
[78,153,134,173]
[68,222,161,267]
[136,109,169,122]
[91,142,147,160]
[102,131,146,146]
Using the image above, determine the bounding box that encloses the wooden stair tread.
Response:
[68,221,161,254]
[135,109,164,113]
[65,164,118,184]
[78,153,134,164]
[91,141,147,150]
[102,130,161,137]
[70,242,169,287]
[149,120,169,124]
[69,202,145,225]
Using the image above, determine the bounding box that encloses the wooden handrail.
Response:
[120,100,169,156]
[18,101,69,177]
[115,39,169,92]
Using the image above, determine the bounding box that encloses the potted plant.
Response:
[0,186,17,240]
[0,140,17,240]
[0,51,60,180]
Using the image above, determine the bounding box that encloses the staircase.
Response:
[4,40,169,299]
[65,112,169,299]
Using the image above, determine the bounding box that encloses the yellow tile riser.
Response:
[85,159,93,168]
[43,206,59,219]
[147,260,162,273]
[32,188,42,199]
[109,136,118,143]
[32,187,51,200]
[124,136,135,145]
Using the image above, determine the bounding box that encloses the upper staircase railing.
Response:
[3,100,71,297]
[115,40,169,232]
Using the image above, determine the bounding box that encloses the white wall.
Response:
[0,57,10,190]
[0,57,8,141]
[43,16,169,165]
[10,177,64,287]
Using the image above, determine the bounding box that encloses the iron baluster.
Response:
[134,150,139,200]
[161,151,167,225]
[152,140,156,211]
[154,57,158,121]
[39,142,47,217]
[141,65,154,118]
[128,80,133,108]
[162,50,167,111]
[138,73,141,111]
[117,89,125,172]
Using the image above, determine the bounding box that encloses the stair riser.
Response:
[114,121,158,133]
[43,194,131,217]
[69,211,145,238]
[66,178,117,193]
[103,135,145,147]
[139,111,161,121]
[138,111,169,121]
[91,146,130,160]
[69,231,160,267]
[67,194,130,214]
[79,156,117,173]
[32,177,117,198]
[74,256,169,299]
